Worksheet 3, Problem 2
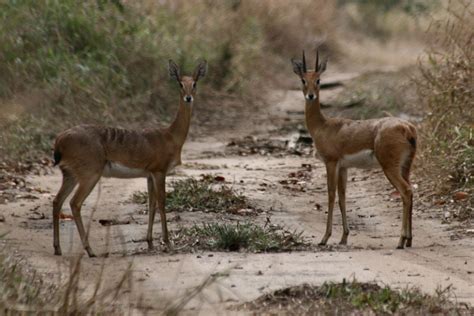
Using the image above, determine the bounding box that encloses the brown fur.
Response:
[52,60,207,257]
[292,51,417,248]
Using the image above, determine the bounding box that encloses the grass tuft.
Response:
[167,177,248,213]
[0,248,133,313]
[241,279,472,315]
[130,175,251,214]
[175,222,309,252]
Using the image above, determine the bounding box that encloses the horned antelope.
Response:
[52,59,207,257]
[291,51,417,249]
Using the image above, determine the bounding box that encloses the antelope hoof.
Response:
[339,238,348,245]
[54,248,62,256]
[397,237,406,249]
[406,238,412,248]
[147,240,154,251]
[86,247,96,258]
[319,234,330,246]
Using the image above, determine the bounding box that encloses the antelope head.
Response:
[169,59,207,103]
[291,50,327,101]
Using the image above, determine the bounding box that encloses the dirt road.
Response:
[1,72,473,313]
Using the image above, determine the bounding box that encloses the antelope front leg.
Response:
[319,162,338,246]
[146,176,157,250]
[338,167,349,245]
[152,173,170,247]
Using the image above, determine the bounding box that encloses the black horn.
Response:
[302,50,307,73]
[316,50,319,72]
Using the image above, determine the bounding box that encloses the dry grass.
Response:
[0,247,134,314]
[416,0,473,204]
[0,0,338,162]
[130,175,253,214]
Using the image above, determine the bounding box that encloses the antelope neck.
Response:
[169,98,193,146]
[305,98,326,130]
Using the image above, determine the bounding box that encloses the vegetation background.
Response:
[0,0,472,313]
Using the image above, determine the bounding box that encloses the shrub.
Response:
[416,1,473,195]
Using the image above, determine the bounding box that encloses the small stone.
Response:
[453,192,469,201]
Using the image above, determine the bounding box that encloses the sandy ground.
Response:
[0,72,473,314]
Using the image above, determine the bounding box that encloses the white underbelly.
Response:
[340,149,380,169]
[102,162,149,179]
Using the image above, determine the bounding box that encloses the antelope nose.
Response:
[308,94,315,100]
[185,96,193,103]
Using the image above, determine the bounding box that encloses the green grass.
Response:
[242,279,472,315]
[130,176,250,214]
[175,222,309,252]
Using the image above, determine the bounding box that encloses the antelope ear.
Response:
[168,59,180,82]
[193,60,207,81]
[291,59,304,77]
[318,59,328,74]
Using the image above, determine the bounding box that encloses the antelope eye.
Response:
[179,82,184,88]
[316,79,320,85]
[192,82,196,88]
[301,79,306,85]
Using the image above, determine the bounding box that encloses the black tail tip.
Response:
[53,150,61,166]
[408,137,417,148]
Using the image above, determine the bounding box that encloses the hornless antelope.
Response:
[52,59,207,257]
[291,51,417,249]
